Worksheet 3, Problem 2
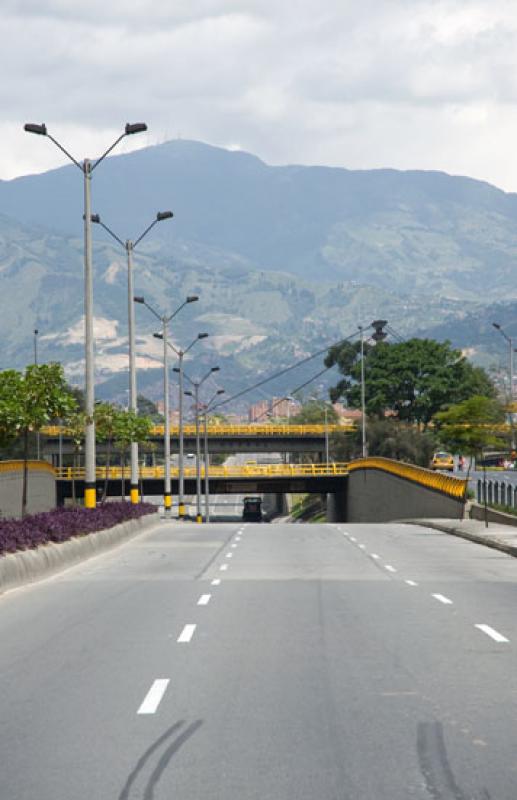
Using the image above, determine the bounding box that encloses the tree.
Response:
[434,395,506,462]
[94,402,122,502]
[329,418,436,467]
[434,395,507,522]
[290,399,339,425]
[325,338,495,427]
[113,410,153,500]
[137,394,162,422]
[0,364,77,516]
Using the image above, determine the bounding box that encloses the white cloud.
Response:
[3,1,517,189]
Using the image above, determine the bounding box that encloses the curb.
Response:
[405,519,517,559]
[0,512,160,596]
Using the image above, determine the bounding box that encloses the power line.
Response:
[253,365,334,421]
[211,326,367,412]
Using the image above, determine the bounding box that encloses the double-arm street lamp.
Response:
[92,211,173,503]
[184,366,220,523]
[24,121,147,508]
[159,333,209,519]
[134,295,199,514]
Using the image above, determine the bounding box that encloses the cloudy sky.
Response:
[3,0,517,190]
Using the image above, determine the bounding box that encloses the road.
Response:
[1,519,517,798]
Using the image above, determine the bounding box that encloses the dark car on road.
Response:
[242,496,263,522]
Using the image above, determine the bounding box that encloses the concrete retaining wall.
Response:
[0,512,159,596]
[0,461,56,518]
[347,468,464,522]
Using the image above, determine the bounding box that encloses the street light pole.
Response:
[493,322,515,448]
[25,121,147,508]
[135,294,199,515]
[163,318,171,513]
[184,366,220,523]
[201,389,225,524]
[325,405,330,463]
[33,328,39,365]
[359,325,367,458]
[92,211,173,503]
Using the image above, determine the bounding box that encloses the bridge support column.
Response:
[326,491,346,522]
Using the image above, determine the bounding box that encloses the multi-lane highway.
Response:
[1,518,516,798]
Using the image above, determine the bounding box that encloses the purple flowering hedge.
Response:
[0,502,157,557]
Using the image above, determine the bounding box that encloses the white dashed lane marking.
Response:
[385,565,397,573]
[432,594,453,605]
[137,679,170,715]
[475,624,509,643]
[197,594,211,606]
[405,580,418,587]
[177,625,197,643]
[226,552,233,558]
[220,564,228,571]
[371,554,380,560]
[211,579,221,586]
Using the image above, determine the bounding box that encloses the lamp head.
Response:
[492,322,501,330]
[217,389,225,395]
[24,123,47,136]
[133,296,145,304]
[198,333,209,339]
[153,332,163,340]
[211,366,220,373]
[157,211,173,221]
[173,367,180,373]
[184,390,193,397]
[125,122,147,135]
[90,214,101,224]
[186,295,199,303]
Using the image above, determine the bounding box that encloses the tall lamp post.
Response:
[358,326,367,458]
[33,328,40,459]
[492,322,515,447]
[92,210,173,503]
[24,121,147,508]
[134,295,199,514]
[200,390,225,523]
[184,366,220,523]
[157,333,209,519]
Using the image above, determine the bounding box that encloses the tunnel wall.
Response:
[0,461,56,519]
[346,459,466,523]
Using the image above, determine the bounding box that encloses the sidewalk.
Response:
[405,517,517,558]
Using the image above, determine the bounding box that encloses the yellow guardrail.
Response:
[347,457,467,499]
[41,423,354,437]
[0,459,56,475]
[56,462,350,480]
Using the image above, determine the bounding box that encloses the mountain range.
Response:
[1,138,517,409]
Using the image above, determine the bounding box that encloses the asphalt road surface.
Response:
[1,520,517,798]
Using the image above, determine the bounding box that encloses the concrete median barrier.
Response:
[0,512,159,596]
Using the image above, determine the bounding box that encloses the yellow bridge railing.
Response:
[56,462,350,480]
[42,423,354,437]
[347,457,467,500]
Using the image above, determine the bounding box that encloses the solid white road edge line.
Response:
[432,593,453,605]
[177,624,197,643]
[197,594,211,606]
[137,679,170,715]
[475,624,509,643]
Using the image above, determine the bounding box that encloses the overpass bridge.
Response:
[41,423,353,460]
[54,459,467,523]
